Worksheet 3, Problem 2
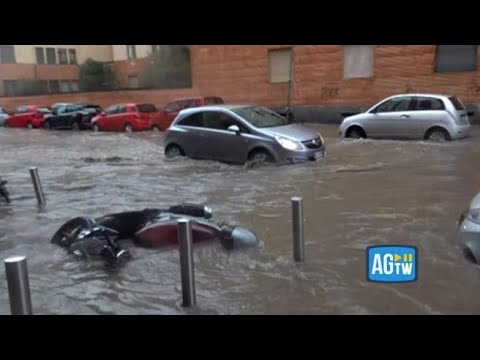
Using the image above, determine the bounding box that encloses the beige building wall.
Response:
[11,45,113,64]
[112,45,155,61]
[12,45,36,64]
[77,46,113,63]
[12,45,154,64]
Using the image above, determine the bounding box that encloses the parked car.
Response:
[50,103,72,111]
[91,103,158,132]
[164,105,326,165]
[5,105,50,128]
[43,103,102,130]
[458,192,480,263]
[151,96,224,131]
[339,94,471,141]
[0,107,11,126]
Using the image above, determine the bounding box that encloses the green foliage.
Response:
[140,45,192,89]
[79,58,119,91]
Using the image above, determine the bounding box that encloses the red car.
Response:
[91,103,159,132]
[150,96,224,131]
[5,105,50,129]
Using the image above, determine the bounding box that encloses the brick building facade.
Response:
[1,45,480,123]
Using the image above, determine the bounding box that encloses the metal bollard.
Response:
[29,167,46,206]
[4,256,33,315]
[292,197,305,262]
[177,219,196,307]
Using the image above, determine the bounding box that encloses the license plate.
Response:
[314,150,325,159]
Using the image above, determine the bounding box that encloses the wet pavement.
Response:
[1,124,480,315]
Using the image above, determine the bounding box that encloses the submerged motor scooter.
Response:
[51,203,259,266]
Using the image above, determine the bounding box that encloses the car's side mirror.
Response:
[228,125,241,135]
[100,112,107,117]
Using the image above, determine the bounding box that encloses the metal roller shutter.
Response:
[343,45,374,79]
[435,45,477,73]
[268,48,292,83]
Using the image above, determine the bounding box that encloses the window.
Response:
[35,47,45,64]
[203,111,244,131]
[46,48,56,64]
[56,106,68,114]
[118,106,128,114]
[68,49,77,64]
[232,106,290,128]
[4,80,17,96]
[83,105,102,114]
[127,75,139,89]
[412,97,445,111]
[375,97,413,113]
[135,104,158,113]
[49,80,59,93]
[343,45,374,79]
[16,106,30,114]
[36,107,51,115]
[71,80,79,92]
[268,48,293,83]
[35,80,49,94]
[105,105,119,114]
[435,45,477,73]
[152,45,161,53]
[0,46,15,64]
[127,45,137,59]
[182,99,195,109]
[60,80,70,93]
[178,112,205,127]
[449,96,466,111]
[205,97,224,105]
[165,101,179,113]
[65,105,79,112]
[58,49,68,64]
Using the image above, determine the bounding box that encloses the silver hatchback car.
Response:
[164,105,326,164]
[339,94,471,141]
[458,192,480,263]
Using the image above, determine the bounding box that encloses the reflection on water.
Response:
[1,125,480,314]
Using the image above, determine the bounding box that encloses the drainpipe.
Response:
[286,45,295,122]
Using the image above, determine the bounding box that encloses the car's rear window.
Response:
[205,97,224,105]
[449,96,466,111]
[413,97,445,111]
[36,107,51,114]
[83,105,102,112]
[135,104,158,113]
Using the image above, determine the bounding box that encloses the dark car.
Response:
[43,103,103,130]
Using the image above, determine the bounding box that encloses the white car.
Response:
[339,94,471,141]
[458,192,480,263]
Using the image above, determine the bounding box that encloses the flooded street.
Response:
[1,124,480,315]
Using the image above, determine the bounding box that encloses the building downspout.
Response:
[286,45,295,122]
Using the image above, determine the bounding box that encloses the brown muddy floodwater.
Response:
[0,124,480,315]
